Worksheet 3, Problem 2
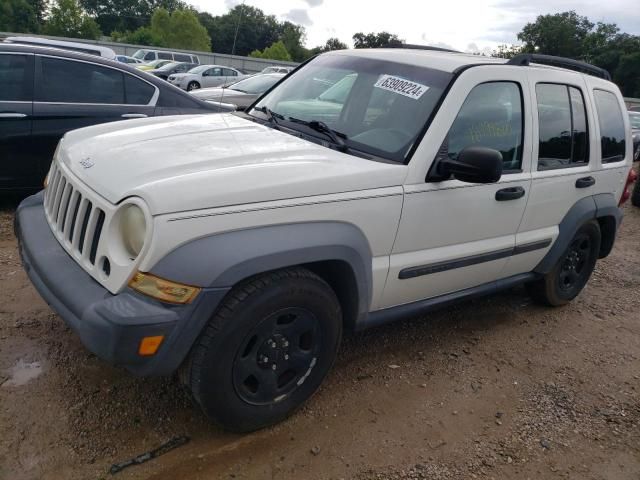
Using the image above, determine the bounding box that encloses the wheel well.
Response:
[303,260,359,332]
[596,215,617,258]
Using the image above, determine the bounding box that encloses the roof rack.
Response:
[384,43,461,53]
[507,53,611,81]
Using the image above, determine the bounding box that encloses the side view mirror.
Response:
[437,146,503,183]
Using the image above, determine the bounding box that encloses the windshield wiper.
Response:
[254,106,283,128]
[287,117,349,152]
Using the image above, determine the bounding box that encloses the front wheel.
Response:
[527,221,601,306]
[187,81,200,91]
[185,268,342,432]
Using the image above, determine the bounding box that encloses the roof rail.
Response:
[508,53,611,81]
[384,43,460,53]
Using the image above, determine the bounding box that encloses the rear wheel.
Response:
[527,221,601,306]
[631,176,640,207]
[187,81,200,91]
[185,268,342,432]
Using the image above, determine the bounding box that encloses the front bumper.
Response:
[16,193,229,376]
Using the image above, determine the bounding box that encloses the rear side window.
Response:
[536,83,589,170]
[157,52,172,60]
[124,75,154,104]
[593,90,626,163]
[443,81,524,172]
[223,68,237,76]
[174,54,190,62]
[37,57,124,104]
[0,54,33,101]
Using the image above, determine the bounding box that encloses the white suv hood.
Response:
[60,114,407,214]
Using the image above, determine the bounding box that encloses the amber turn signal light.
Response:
[128,271,201,304]
[138,335,165,356]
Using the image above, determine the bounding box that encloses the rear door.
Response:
[202,67,223,88]
[0,52,35,189]
[32,55,157,180]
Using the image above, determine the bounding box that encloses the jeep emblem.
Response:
[79,157,94,169]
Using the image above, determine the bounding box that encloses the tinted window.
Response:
[0,54,32,101]
[144,51,156,61]
[536,83,589,170]
[223,68,237,76]
[124,75,154,104]
[594,90,626,163]
[444,82,523,171]
[157,52,172,60]
[38,57,124,104]
[209,67,222,76]
[174,54,190,62]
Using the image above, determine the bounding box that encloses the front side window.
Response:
[157,52,172,60]
[251,54,452,162]
[0,54,33,101]
[594,89,626,163]
[37,57,124,104]
[536,83,589,170]
[441,81,524,172]
[174,54,190,62]
[144,51,156,61]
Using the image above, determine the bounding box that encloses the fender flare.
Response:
[150,221,373,320]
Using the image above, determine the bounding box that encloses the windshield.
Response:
[630,112,640,129]
[229,74,283,94]
[250,54,452,162]
[189,65,212,74]
[132,49,148,60]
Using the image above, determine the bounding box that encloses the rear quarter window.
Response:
[593,89,626,163]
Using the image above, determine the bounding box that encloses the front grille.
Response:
[44,161,106,268]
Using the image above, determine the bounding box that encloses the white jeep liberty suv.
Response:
[17,48,636,432]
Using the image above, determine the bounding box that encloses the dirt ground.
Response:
[1,195,639,480]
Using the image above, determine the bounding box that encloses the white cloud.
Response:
[192,0,640,50]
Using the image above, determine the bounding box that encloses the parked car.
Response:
[0,44,225,190]
[131,49,200,64]
[3,36,116,59]
[135,59,174,71]
[16,49,635,433]
[260,66,293,74]
[168,65,246,91]
[190,73,285,110]
[116,55,143,64]
[149,62,198,81]
[629,111,640,162]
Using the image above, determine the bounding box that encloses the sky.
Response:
[191,0,640,53]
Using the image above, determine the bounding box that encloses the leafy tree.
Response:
[43,0,102,39]
[352,31,403,49]
[249,40,292,61]
[614,52,640,97]
[492,44,522,59]
[79,0,189,35]
[0,0,39,33]
[120,8,210,51]
[309,37,348,56]
[279,21,308,62]
[517,11,594,58]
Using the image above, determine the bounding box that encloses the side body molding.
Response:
[150,222,374,320]
[534,193,622,274]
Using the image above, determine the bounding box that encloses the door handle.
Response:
[121,113,148,118]
[575,176,595,188]
[0,112,28,118]
[495,186,525,201]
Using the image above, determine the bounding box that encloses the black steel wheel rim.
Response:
[558,233,591,292]
[232,307,322,406]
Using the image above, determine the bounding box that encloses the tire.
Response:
[187,81,200,91]
[631,176,640,207]
[527,220,601,306]
[185,267,342,432]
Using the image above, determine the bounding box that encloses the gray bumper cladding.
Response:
[15,192,229,376]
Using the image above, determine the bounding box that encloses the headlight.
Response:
[120,204,146,258]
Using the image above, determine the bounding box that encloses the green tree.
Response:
[352,31,403,48]
[120,8,210,51]
[492,44,523,59]
[43,0,102,39]
[309,37,348,56]
[517,11,594,58]
[614,52,640,97]
[279,21,308,62]
[80,0,189,35]
[0,0,39,33]
[249,40,292,61]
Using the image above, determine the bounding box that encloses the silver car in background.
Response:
[168,65,247,91]
[189,73,285,110]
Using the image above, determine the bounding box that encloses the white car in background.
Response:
[168,65,247,91]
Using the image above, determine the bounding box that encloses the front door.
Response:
[379,68,533,309]
[0,52,35,189]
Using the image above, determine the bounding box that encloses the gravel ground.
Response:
[0,192,639,480]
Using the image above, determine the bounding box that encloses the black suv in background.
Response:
[0,44,224,191]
